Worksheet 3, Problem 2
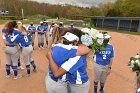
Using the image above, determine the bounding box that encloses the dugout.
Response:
[89,16,140,32]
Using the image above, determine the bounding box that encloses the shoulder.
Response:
[2,28,7,33]
[53,43,78,50]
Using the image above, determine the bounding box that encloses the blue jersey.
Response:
[68,26,74,30]
[6,34,31,47]
[3,29,21,46]
[43,24,48,31]
[50,43,88,84]
[27,26,36,34]
[37,25,46,35]
[94,44,114,65]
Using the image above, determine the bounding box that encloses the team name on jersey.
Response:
[99,50,111,55]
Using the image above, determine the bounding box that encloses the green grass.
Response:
[97,28,140,36]
[0,20,11,24]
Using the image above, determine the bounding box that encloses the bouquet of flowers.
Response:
[80,28,107,52]
[128,54,140,71]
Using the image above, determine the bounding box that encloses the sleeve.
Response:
[61,56,84,74]
[110,46,114,58]
[37,26,39,30]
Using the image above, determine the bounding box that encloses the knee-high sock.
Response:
[94,81,98,93]
[30,60,36,69]
[12,66,18,76]
[100,82,105,91]
[26,65,30,75]
[6,64,10,75]
[18,58,21,67]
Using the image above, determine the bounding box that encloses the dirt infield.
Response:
[0,24,139,93]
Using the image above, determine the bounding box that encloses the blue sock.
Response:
[12,66,18,76]
[6,64,10,75]
[26,65,30,75]
[32,43,34,47]
[30,61,36,69]
[41,43,44,47]
[94,81,98,93]
[18,58,21,67]
[100,82,104,91]
[38,44,41,48]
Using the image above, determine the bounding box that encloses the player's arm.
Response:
[46,48,84,78]
[46,49,67,78]
[2,33,9,45]
[76,44,90,56]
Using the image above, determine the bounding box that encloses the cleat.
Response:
[6,75,10,78]
[26,74,31,77]
[18,66,24,70]
[33,68,37,72]
[14,74,23,80]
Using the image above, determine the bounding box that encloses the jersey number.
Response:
[24,36,29,42]
[103,55,106,59]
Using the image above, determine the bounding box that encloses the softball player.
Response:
[27,22,36,49]
[93,33,114,93]
[46,30,90,93]
[6,25,36,76]
[68,23,75,30]
[43,20,49,46]
[37,21,46,49]
[12,21,24,70]
[48,23,55,48]
[2,22,22,79]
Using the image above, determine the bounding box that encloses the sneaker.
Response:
[33,68,37,72]
[18,66,24,70]
[26,74,31,77]
[6,75,10,78]
[99,90,105,93]
[14,75,22,80]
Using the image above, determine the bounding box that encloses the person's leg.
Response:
[94,63,102,93]
[68,80,90,93]
[46,32,48,46]
[32,34,35,48]
[45,75,68,93]
[38,34,41,49]
[100,65,109,93]
[11,46,20,79]
[41,34,44,48]
[22,47,31,76]
[5,53,11,77]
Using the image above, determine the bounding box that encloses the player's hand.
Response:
[107,68,111,76]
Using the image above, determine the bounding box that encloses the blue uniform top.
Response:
[6,34,31,47]
[49,43,88,84]
[27,26,36,34]
[43,24,48,31]
[94,43,114,65]
[68,26,74,30]
[37,25,46,35]
[3,28,21,46]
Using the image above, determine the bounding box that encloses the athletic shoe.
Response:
[33,68,37,72]
[26,74,31,77]
[6,75,10,78]
[99,90,105,93]
[18,66,24,70]
[14,75,22,80]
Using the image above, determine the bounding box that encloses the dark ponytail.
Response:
[7,22,14,35]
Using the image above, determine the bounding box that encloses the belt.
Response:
[50,76,58,82]
[23,44,31,47]
[6,45,16,47]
